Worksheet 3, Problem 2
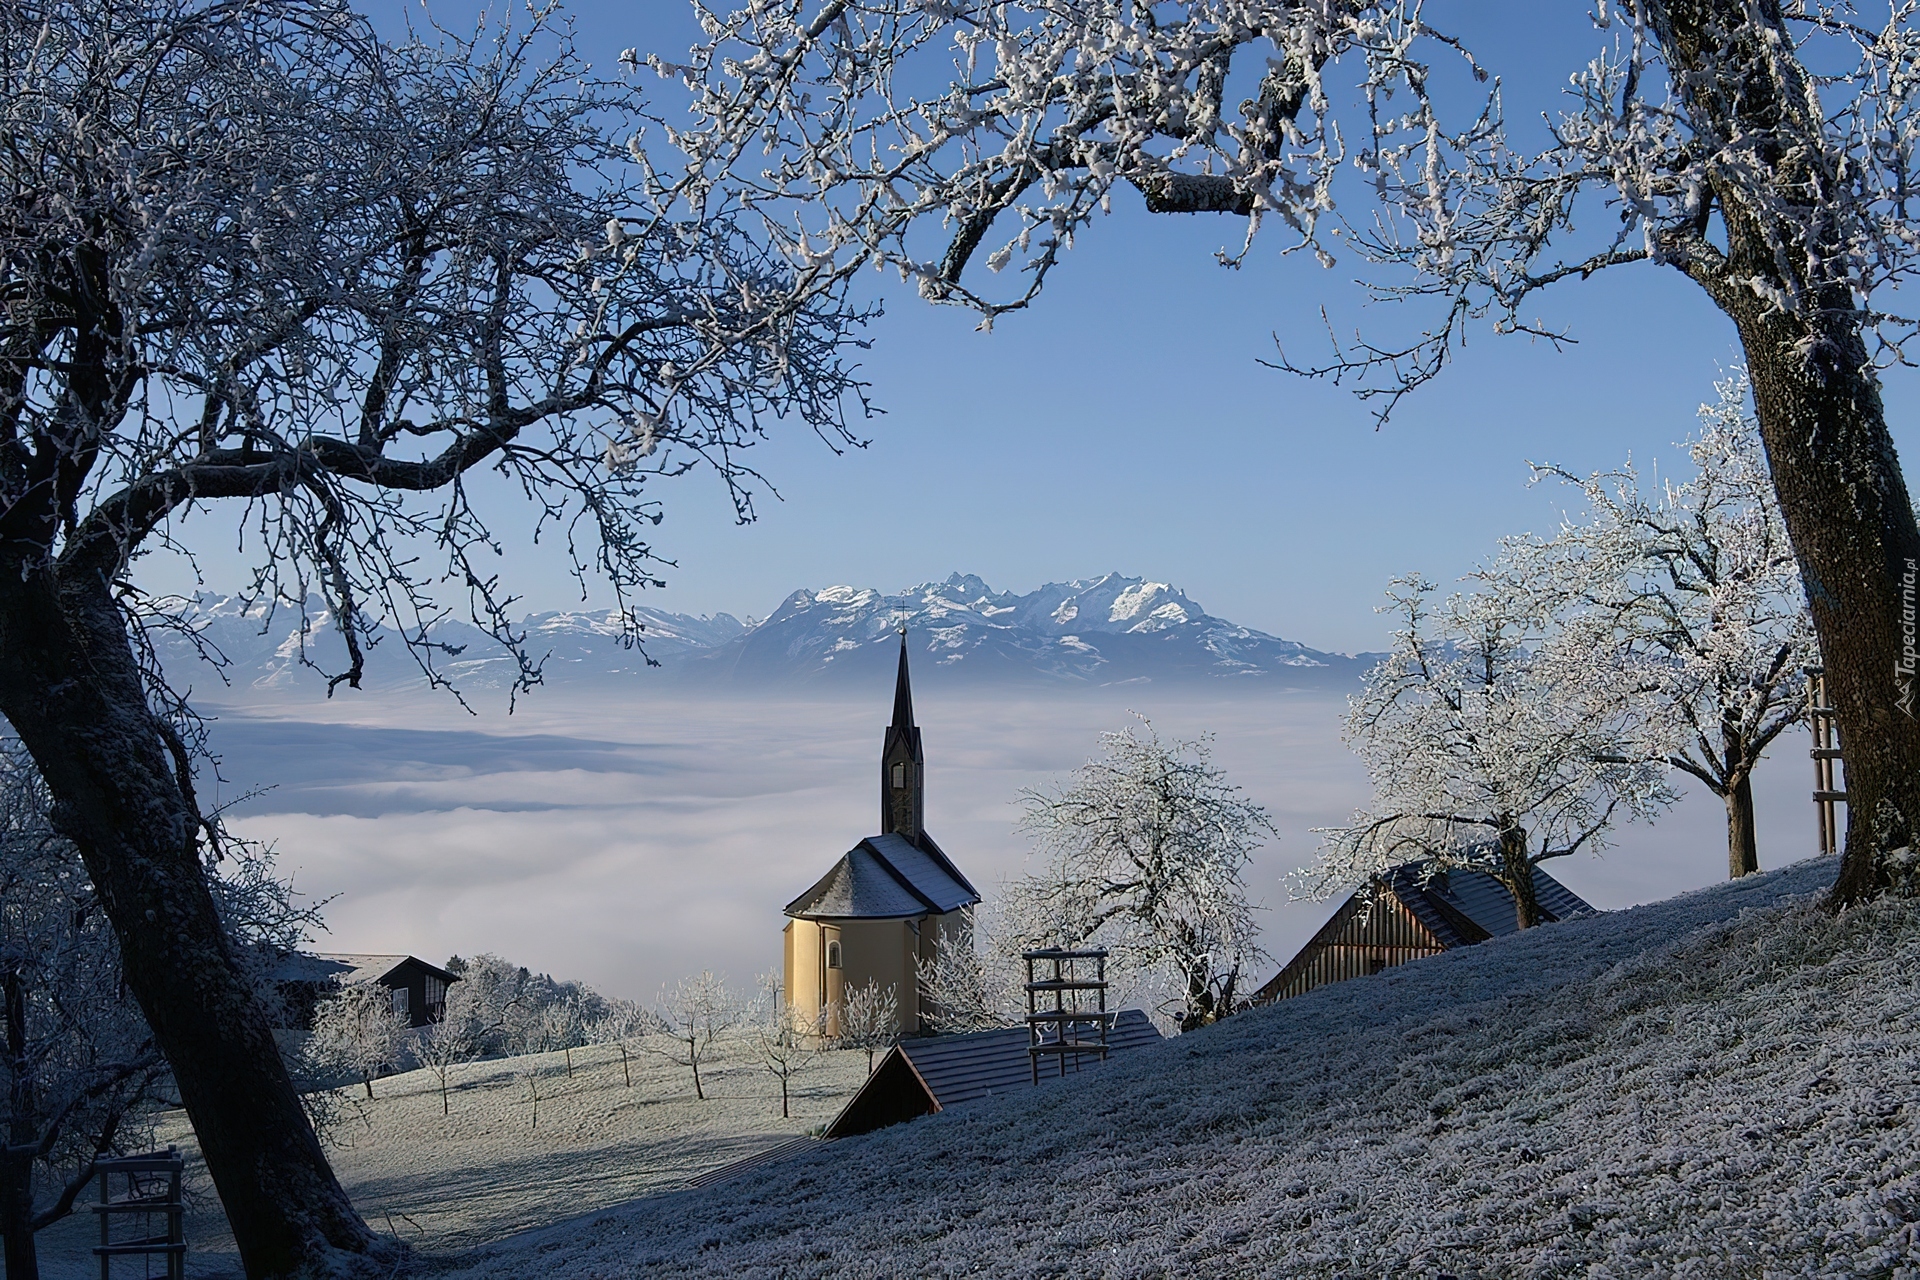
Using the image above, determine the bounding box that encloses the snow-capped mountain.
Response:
[155,575,1376,696]
[694,573,1370,687]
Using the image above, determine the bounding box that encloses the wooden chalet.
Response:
[784,633,982,1037]
[1251,861,1596,1006]
[272,952,460,1030]
[823,1008,1163,1139]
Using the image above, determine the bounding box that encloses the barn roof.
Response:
[823,1009,1163,1139]
[270,952,460,987]
[784,832,980,921]
[1383,861,1596,948]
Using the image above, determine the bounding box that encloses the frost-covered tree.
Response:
[1012,721,1274,1032]
[835,979,900,1074]
[647,973,742,1101]
[587,1001,657,1089]
[1513,374,1816,879]
[0,0,868,1269]
[409,1021,472,1119]
[668,0,1920,908]
[0,739,320,1280]
[754,978,818,1118]
[541,999,587,1079]
[915,911,1022,1034]
[1306,577,1675,928]
[1,746,165,1280]
[306,985,409,1101]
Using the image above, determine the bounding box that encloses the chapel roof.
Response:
[784,831,980,921]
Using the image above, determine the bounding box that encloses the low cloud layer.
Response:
[200,684,1819,1005]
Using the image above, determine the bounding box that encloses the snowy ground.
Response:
[426,857,1920,1279]
[33,1040,872,1278]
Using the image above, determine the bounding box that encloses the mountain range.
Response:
[157,573,1380,697]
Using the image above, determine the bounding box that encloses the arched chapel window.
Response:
[826,939,843,970]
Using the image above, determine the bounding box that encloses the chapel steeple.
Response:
[880,630,925,844]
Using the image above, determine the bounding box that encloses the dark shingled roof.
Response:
[268,952,460,988]
[785,832,980,921]
[824,1009,1163,1138]
[1383,861,1596,948]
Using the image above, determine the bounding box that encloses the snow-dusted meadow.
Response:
[436,857,1920,1279]
[190,684,1816,1004]
[34,1040,874,1278]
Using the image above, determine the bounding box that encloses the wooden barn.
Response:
[272,952,460,1030]
[823,1008,1163,1139]
[1251,861,1595,1005]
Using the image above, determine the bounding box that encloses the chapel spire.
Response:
[880,629,925,843]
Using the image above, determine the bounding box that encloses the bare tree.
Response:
[754,978,818,1118]
[647,973,742,1101]
[1013,720,1274,1032]
[1512,374,1816,878]
[1,745,165,1280]
[672,0,1920,908]
[542,999,586,1079]
[409,1022,472,1119]
[587,1001,656,1089]
[915,910,1021,1035]
[1304,576,1675,928]
[0,738,324,1280]
[306,985,410,1101]
[835,980,900,1075]
[0,0,868,1269]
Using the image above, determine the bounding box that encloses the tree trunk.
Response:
[1725,771,1760,879]
[3,969,41,1280]
[1649,0,1920,907]
[0,568,386,1279]
[0,1148,36,1280]
[1498,826,1541,929]
[1728,304,1920,904]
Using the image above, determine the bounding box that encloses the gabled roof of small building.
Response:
[270,952,460,988]
[784,831,980,921]
[1382,861,1596,948]
[824,1008,1163,1138]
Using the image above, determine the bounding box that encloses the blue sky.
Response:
[241,1,1920,654]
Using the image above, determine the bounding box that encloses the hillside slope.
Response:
[437,858,1920,1279]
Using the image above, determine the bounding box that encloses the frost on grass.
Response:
[439,858,1918,1278]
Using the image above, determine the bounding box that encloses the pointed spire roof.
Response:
[890,628,915,732]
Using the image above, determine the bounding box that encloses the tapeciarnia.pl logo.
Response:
[1900,558,1918,719]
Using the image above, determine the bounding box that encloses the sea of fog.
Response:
[193,683,1822,1004]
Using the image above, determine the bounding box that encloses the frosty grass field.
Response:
[423,857,1916,1279]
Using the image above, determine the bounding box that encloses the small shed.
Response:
[1251,861,1596,1006]
[272,952,459,1030]
[823,1008,1163,1139]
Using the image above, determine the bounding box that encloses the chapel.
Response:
[782,633,980,1036]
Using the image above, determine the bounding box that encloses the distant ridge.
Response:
[156,574,1380,696]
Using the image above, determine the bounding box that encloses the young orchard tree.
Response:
[1512,374,1816,879]
[307,985,410,1102]
[835,979,900,1075]
[0,0,866,1268]
[586,1002,656,1089]
[1012,721,1274,1032]
[1305,578,1675,928]
[673,0,1920,907]
[409,1022,472,1119]
[541,999,586,1079]
[753,979,818,1119]
[646,973,742,1101]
